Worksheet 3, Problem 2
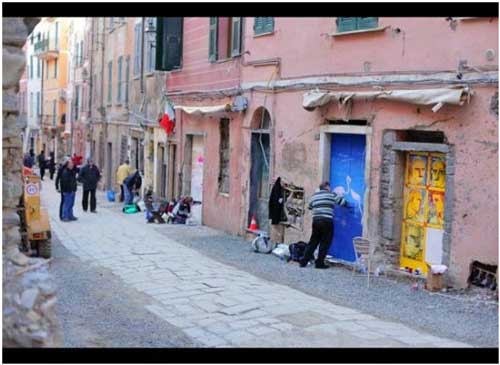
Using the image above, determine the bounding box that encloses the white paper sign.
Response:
[425,228,444,264]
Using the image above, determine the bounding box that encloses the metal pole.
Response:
[140,17,145,94]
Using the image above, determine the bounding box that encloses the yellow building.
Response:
[34,17,70,160]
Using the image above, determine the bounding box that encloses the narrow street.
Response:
[40,179,490,348]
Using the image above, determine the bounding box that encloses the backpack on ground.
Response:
[289,241,308,262]
[123,204,138,214]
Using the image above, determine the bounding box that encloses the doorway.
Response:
[400,152,446,274]
[249,132,270,232]
[157,144,166,197]
[106,142,113,190]
[327,133,367,263]
[190,135,204,224]
[167,143,177,200]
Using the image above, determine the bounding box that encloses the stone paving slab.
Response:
[42,182,473,348]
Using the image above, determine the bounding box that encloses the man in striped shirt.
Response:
[300,181,348,269]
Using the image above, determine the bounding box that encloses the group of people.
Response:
[23,149,56,181]
[54,156,101,222]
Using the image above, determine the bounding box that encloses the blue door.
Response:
[328,133,366,263]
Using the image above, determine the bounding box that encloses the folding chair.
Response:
[352,236,373,288]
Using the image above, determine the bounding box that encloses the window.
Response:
[109,17,114,31]
[29,92,33,117]
[74,85,80,120]
[218,118,230,194]
[107,61,112,104]
[36,92,40,117]
[52,100,57,125]
[55,21,59,49]
[134,23,141,75]
[156,17,183,71]
[30,56,33,79]
[117,56,123,103]
[254,17,274,35]
[146,18,156,72]
[46,61,49,80]
[209,17,242,62]
[124,56,130,104]
[37,58,40,78]
[54,59,58,78]
[336,17,378,33]
[80,41,84,65]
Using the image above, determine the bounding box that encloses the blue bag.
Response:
[107,190,115,202]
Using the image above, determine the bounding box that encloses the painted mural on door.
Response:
[401,152,446,274]
[328,133,366,263]
[190,136,204,224]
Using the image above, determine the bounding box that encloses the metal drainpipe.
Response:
[101,17,109,189]
[140,17,145,95]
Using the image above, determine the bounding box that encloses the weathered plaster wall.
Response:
[242,17,498,80]
[3,17,62,347]
[174,98,244,235]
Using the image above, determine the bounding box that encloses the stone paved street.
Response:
[42,180,473,348]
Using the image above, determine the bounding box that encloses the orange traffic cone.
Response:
[249,215,258,231]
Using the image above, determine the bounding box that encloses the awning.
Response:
[303,87,473,113]
[174,104,232,116]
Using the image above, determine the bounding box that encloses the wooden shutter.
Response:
[80,41,84,65]
[336,17,357,32]
[124,56,129,104]
[254,17,274,35]
[155,17,183,71]
[208,17,218,62]
[107,61,112,104]
[117,56,122,102]
[230,17,242,57]
[155,17,164,70]
[358,17,378,30]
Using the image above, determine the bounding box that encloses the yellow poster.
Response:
[400,152,446,274]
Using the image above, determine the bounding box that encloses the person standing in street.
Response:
[37,150,46,180]
[47,151,56,180]
[78,158,101,213]
[116,160,132,202]
[55,157,68,220]
[123,170,141,206]
[60,158,78,222]
[299,181,348,269]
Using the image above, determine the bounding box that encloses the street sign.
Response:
[26,183,39,196]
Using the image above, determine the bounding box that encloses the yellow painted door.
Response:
[400,152,446,274]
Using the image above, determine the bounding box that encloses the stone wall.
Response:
[3,17,62,347]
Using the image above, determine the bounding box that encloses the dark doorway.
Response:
[249,132,270,232]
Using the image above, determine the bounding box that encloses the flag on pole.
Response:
[159,100,175,135]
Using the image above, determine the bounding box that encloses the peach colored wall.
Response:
[242,17,498,80]
[167,18,241,92]
[174,99,244,235]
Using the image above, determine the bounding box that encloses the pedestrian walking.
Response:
[78,158,101,213]
[37,150,46,181]
[116,160,132,202]
[299,181,348,269]
[47,152,56,180]
[123,170,141,206]
[60,158,78,222]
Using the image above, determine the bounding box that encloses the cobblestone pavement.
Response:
[42,181,473,348]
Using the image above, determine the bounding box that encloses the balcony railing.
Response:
[34,38,59,59]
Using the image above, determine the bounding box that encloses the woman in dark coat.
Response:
[47,152,56,180]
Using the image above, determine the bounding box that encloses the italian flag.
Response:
[160,100,176,135]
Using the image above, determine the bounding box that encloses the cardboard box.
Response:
[426,264,445,291]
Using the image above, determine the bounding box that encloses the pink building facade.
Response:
[162,17,498,288]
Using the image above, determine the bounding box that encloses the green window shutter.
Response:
[155,17,164,70]
[337,17,357,32]
[231,17,242,57]
[358,17,378,30]
[125,56,130,104]
[117,56,122,102]
[208,17,218,62]
[54,59,58,78]
[107,61,112,104]
[254,17,274,35]
[156,17,183,71]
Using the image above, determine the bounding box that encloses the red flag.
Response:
[159,101,175,135]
